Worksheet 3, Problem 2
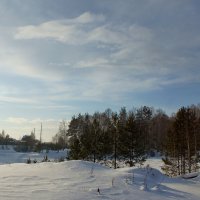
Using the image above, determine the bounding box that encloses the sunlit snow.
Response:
[0,146,199,200]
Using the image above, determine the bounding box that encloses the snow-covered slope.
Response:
[0,160,199,200]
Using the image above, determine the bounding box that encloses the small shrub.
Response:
[42,155,48,162]
[27,157,31,164]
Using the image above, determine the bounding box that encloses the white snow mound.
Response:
[0,160,199,200]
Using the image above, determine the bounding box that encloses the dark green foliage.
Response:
[0,130,15,146]
[151,110,170,152]
[68,135,82,160]
[164,106,200,176]
[53,104,200,170]
[66,107,149,168]
[15,132,38,152]
[135,106,153,152]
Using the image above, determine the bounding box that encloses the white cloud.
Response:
[1,0,200,141]
[15,23,80,43]
[13,12,164,98]
[88,24,152,47]
[0,95,37,104]
[9,10,200,103]
[73,12,105,24]
[14,12,105,44]
[76,58,110,68]
[14,12,152,53]
[6,117,28,124]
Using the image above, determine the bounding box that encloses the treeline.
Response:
[54,104,200,175]
[0,130,61,153]
[164,105,200,176]
[15,132,63,152]
[0,130,16,145]
[55,106,170,168]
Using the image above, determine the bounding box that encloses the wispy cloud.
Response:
[13,12,162,97]
[76,58,110,68]
[15,12,105,44]
[12,10,200,100]
[6,117,28,124]
[0,0,200,140]
[0,95,37,104]
[5,117,58,125]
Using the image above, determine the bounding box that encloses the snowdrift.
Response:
[182,172,199,179]
[0,160,199,200]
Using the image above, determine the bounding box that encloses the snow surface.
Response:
[0,147,199,200]
[0,145,67,164]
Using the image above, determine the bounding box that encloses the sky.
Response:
[0,0,200,141]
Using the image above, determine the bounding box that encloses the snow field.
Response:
[0,146,67,164]
[0,160,199,200]
[0,147,199,200]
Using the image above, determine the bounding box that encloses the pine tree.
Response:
[164,107,198,176]
[111,112,119,169]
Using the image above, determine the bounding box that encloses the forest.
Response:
[53,104,200,176]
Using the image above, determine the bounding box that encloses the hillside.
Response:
[0,158,199,200]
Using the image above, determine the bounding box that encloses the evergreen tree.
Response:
[164,107,198,176]
[68,135,81,160]
[111,112,120,169]
[151,110,170,152]
[135,106,153,153]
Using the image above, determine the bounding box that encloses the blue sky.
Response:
[0,0,200,141]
